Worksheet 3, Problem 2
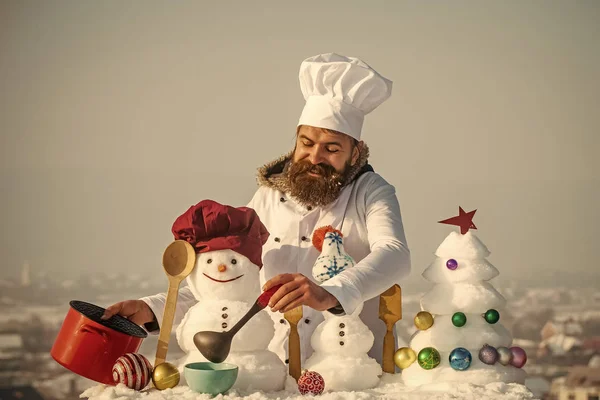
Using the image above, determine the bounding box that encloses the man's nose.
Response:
[308,147,326,165]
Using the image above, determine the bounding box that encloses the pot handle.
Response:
[79,324,109,344]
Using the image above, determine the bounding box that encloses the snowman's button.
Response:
[279,319,286,324]
[339,323,345,328]
[304,318,310,324]
[222,314,228,319]
[222,322,228,329]
[222,307,228,311]
[301,236,308,241]
[285,359,289,364]
[307,206,313,211]
[280,197,286,202]
[339,331,345,337]
[274,237,281,242]
[340,341,345,346]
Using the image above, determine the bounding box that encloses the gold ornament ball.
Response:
[394,347,417,369]
[152,362,180,390]
[414,311,434,330]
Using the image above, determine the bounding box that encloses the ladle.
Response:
[193,284,282,363]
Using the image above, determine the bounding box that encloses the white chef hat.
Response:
[297,53,393,141]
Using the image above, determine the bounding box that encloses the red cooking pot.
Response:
[51,300,148,385]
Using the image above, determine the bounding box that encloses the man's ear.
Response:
[351,141,363,166]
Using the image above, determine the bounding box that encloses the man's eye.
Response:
[302,141,313,147]
[327,148,339,153]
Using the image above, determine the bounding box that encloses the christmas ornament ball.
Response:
[112,353,153,390]
[152,362,180,390]
[484,309,500,324]
[414,311,434,330]
[449,347,472,371]
[417,347,441,370]
[446,259,458,270]
[497,347,513,366]
[478,344,499,365]
[452,312,467,327]
[298,369,325,395]
[510,346,528,368]
[394,347,417,369]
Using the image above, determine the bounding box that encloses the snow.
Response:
[80,373,537,399]
[420,281,507,314]
[310,310,374,356]
[304,352,382,391]
[422,257,499,283]
[434,232,491,259]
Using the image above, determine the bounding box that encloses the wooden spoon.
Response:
[378,284,402,374]
[154,240,196,367]
[284,306,303,381]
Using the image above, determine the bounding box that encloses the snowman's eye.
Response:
[207,259,212,264]
[231,259,237,264]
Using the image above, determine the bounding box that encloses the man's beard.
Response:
[287,160,353,207]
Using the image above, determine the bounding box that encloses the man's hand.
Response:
[263,273,339,313]
[101,300,155,327]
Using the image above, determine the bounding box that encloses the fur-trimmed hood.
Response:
[256,143,373,193]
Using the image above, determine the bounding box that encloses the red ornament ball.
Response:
[112,353,153,390]
[298,369,325,395]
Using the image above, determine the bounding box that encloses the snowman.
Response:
[172,200,287,392]
[304,226,382,391]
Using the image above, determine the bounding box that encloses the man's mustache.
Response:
[294,161,336,177]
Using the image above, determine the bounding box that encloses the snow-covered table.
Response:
[81,373,537,400]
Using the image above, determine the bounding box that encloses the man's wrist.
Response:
[143,311,160,332]
[327,302,345,315]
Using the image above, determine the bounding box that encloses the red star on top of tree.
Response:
[438,207,477,234]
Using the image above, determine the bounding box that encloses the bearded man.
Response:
[102,53,411,365]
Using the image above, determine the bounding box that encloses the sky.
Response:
[1,0,598,293]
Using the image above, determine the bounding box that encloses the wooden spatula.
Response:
[378,284,402,374]
[284,306,303,381]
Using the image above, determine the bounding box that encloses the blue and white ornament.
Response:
[449,347,472,371]
[312,226,355,283]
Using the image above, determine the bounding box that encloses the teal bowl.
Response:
[184,362,238,395]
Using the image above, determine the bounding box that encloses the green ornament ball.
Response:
[484,309,500,324]
[452,312,467,327]
[417,347,441,370]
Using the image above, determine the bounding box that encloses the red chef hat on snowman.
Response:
[171,199,270,268]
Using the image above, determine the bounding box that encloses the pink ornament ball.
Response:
[112,353,153,390]
[510,346,528,368]
[298,369,325,395]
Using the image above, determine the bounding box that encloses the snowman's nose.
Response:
[218,264,227,273]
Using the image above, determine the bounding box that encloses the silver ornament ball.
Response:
[497,346,513,366]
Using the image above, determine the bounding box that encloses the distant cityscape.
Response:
[0,262,599,400]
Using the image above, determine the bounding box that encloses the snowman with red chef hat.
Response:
[173,200,287,391]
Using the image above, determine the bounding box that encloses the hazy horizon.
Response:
[1,1,598,293]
